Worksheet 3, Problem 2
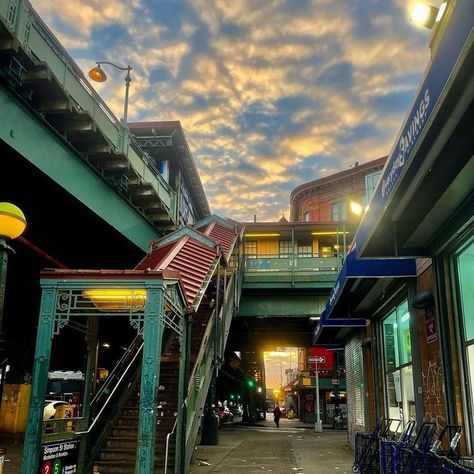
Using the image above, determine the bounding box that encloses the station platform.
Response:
[191,418,353,473]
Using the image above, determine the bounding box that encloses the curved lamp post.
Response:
[88,61,133,125]
[0,202,26,406]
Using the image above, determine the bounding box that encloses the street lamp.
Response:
[88,61,133,125]
[410,2,446,29]
[0,202,27,406]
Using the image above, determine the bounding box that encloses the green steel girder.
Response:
[136,136,173,148]
[0,87,159,251]
[238,294,327,317]
[242,281,335,290]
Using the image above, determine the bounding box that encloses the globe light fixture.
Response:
[88,61,133,125]
[0,202,27,240]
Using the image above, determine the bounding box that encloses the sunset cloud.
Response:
[30,0,431,221]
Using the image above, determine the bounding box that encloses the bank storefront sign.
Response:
[356,0,474,257]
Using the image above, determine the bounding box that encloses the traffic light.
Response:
[230,394,235,400]
[247,379,255,389]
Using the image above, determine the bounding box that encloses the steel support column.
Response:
[136,287,164,474]
[21,286,57,473]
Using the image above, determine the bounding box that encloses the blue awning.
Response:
[313,249,416,343]
[323,248,416,319]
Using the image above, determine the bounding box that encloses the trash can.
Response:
[55,404,74,431]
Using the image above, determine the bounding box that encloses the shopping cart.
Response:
[380,421,437,474]
[352,418,402,473]
[379,420,417,474]
[398,424,466,474]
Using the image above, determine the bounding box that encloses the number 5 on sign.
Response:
[53,459,61,474]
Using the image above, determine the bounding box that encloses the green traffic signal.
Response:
[247,379,255,388]
[230,394,235,400]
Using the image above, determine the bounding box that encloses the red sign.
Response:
[309,347,334,368]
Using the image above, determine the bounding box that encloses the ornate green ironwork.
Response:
[21,275,187,474]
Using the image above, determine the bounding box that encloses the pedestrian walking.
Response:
[272,405,281,428]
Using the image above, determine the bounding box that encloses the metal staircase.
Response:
[87,216,243,473]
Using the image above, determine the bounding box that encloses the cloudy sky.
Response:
[31,0,433,221]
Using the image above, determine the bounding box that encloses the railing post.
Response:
[21,286,57,474]
[135,286,164,474]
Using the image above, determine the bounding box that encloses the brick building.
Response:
[289,157,387,223]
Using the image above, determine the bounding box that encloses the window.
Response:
[331,201,347,221]
[244,241,257,258]
[456,241,474,449]
[382,300,415,425]
[303,211,310,222]
[297,240,312,257]
[365,171,382,204]
[279,240,292,258]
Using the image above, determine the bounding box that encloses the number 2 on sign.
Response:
[41,461,52,474]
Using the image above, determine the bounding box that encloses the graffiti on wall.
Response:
[422,359,446,431]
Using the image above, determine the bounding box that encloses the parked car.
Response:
[43,400,69,420]
[217,406,234,423]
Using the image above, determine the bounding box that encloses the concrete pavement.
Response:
[190,418,354,474]
[0,419,354,473]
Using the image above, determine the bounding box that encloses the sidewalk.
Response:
[190,418,354,474]
[0,420,354,473]
[0,435,23,473]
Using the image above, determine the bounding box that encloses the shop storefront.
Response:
[345,0,473,454]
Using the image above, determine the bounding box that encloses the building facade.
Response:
[289,157,387,223]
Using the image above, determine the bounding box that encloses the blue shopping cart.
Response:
[380,421,437,474]
[352,418,402,473]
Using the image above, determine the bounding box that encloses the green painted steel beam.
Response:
[238,294,327,317]
[242,281,335,290]
[0,87,160,251]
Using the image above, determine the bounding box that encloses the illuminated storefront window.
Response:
[382,300,415,426]
[457,240,474,448]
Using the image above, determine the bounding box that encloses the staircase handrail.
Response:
[77,341,143,435]
[184,269,239,467]
[164,417,179,474]
[77,338,143,472]
[90,335,143,414]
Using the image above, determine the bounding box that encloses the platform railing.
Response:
[184,262,242,469]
